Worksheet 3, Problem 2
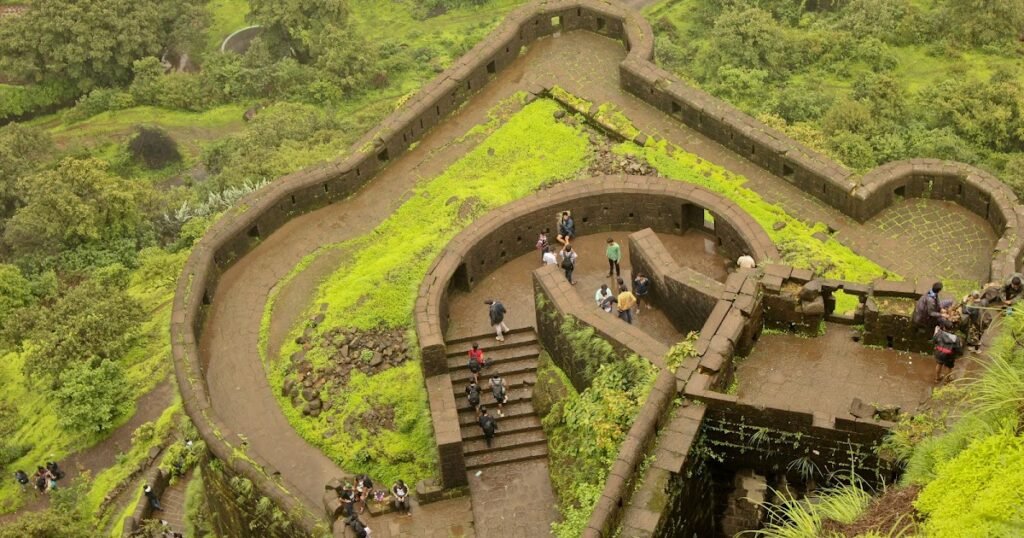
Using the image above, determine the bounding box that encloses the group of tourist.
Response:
[13,461,63,494]
[914,275,1023,383]
[535,210,652,325]
[465,343,510,447]
[329,474,415,536]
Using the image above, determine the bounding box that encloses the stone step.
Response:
[465,442,549,471]
[458,399,536,427]
[446,327,535,347]
[463,429,547,457]
[449,356,538,385]
[446,341,541,368]
[460,414,542,441]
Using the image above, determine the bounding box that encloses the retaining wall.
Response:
[121,468,171,537]
[171,0,1024,530]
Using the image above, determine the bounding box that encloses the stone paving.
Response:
[735,323,946,420]
[334,497,476,538]
[195,21,1001,538]
[467,461,560,538]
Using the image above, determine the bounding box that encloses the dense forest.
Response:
[0,0,1022,535]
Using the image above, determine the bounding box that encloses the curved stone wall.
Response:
[170,0,1024,531]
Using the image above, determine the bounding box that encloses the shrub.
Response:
[0,82,76,123]
[64,89,136,122]
[54,359,131,433]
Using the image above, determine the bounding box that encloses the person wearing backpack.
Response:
[484,299,510,342]
[14,470,29,492]
[560,244,578,285]
[465,382,482,417]
[913,282,947,332]
[932,326,964,384]
[478,407,498,447]
[347,515,372,537]
[489,375,508,417]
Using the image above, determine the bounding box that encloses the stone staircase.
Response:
[143,470,191,535]
[445,328,548,471]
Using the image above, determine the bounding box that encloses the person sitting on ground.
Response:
[355,474,373,514]
[632,273,650,313]
[913,282,947,332]
[736,254,756,270]
[478,407,498,447]
[541,245,558,266]
[1003,275,1023,307]
[616,286,637,324]
[556,211,575,246]
[489,375,508,417]
[14,470,29,492]
[466,381,482,417]
[595,284,615,313]
[339,483,356,518]
[932,325,964,384]
[391,480,412,516]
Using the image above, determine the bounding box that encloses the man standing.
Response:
[485,299,509,342]
[913,282,946,332]
[932,326,963,383]
[560,245,578,285]
[606,238,621,277]
[616,286,637,324]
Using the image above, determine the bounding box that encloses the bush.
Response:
[128,126,183,170]
[64,88,136,122]
[0,82,76,123]
[54,359,131,433]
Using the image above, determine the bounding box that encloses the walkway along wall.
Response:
[171,0,1024,531]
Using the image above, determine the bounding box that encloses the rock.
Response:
[295,336,308,345]
[282,378,295,397]
[291,395,303,408]
[370,351,384,368]
[812,231,829,243]
[323,400,333,411]
[296,361,313,375]
[323,429,336,439]
[309,408,321,418]
[320,303,329,312]
[307,398,323,411]
[633,133,648,147]
[849,397,875,419]
[340,344,349,358]
[302,388,319,401]
[875,405,901,422]
[311,313,325,327]
[243,107,259,122]
[801,297,825,316]
[553,109,566,119]
[799,280,822,302]
[772,221,787,231]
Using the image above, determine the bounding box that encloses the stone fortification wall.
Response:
[120,467,171,537]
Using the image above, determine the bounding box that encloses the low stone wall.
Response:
[121,467,170,537]
[627,228,725,335]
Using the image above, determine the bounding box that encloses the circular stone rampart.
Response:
[413,174,779,376]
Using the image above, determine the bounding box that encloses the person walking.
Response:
[14,470,29,492]
[144,484,162,511]
[467,342,486,382]
[632,273,650,314]
[541,245,558,266]
[560,245,578,285]
[391,480,412,516]
[606,238,621,277]
[557,211,575,246]
[465,381,482,418]
[489,375,508,417]
[616,286,637,324]
[478,408,498,447]
[484,299,509,342]
[932,326,964,383]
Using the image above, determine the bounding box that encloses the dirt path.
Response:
[0,378,175,523]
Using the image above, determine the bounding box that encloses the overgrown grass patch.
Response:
[267,97,592,482]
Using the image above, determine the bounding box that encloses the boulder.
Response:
[799,280,822,302]
[849,398,875,419]
[302,388,319,401]
[801,297,825,316]
[307,398,323,411]
[282,378,295,397]
[369,351,384,368]
[772,221,787,231]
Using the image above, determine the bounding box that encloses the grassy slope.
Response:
[266,98,592,485]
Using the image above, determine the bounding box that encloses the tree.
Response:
[3,158,150,257]
[0,509,93,538]
[698,7,793,80]
[249,0,350,60]
[938,0,1024,46]
[128,126,183,170]
[20,268,144,385]
[55,359,131,433]
[0,0,206,91]
[0,265,32,343]
[0,124,52,218]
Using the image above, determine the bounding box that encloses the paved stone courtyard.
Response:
[736,323,943,420]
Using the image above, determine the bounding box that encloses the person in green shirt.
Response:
[606,237,621,277]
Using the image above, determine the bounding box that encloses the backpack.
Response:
[468,358,482,373]
[491,378,506,401]
[561,256,574,270]
[481,416,497,434]
[935,330,963,358]
[467,385,480,406]
[348,518,367,538]
[14,471,27,484]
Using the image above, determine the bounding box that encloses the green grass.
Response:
[267,97,591,483]
[205,0,251,53]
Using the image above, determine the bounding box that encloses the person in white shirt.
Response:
[595,284,614,312]
[542,246,558,266]
[736,254,756,269]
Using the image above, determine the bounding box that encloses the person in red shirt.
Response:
[468,343,486,384]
